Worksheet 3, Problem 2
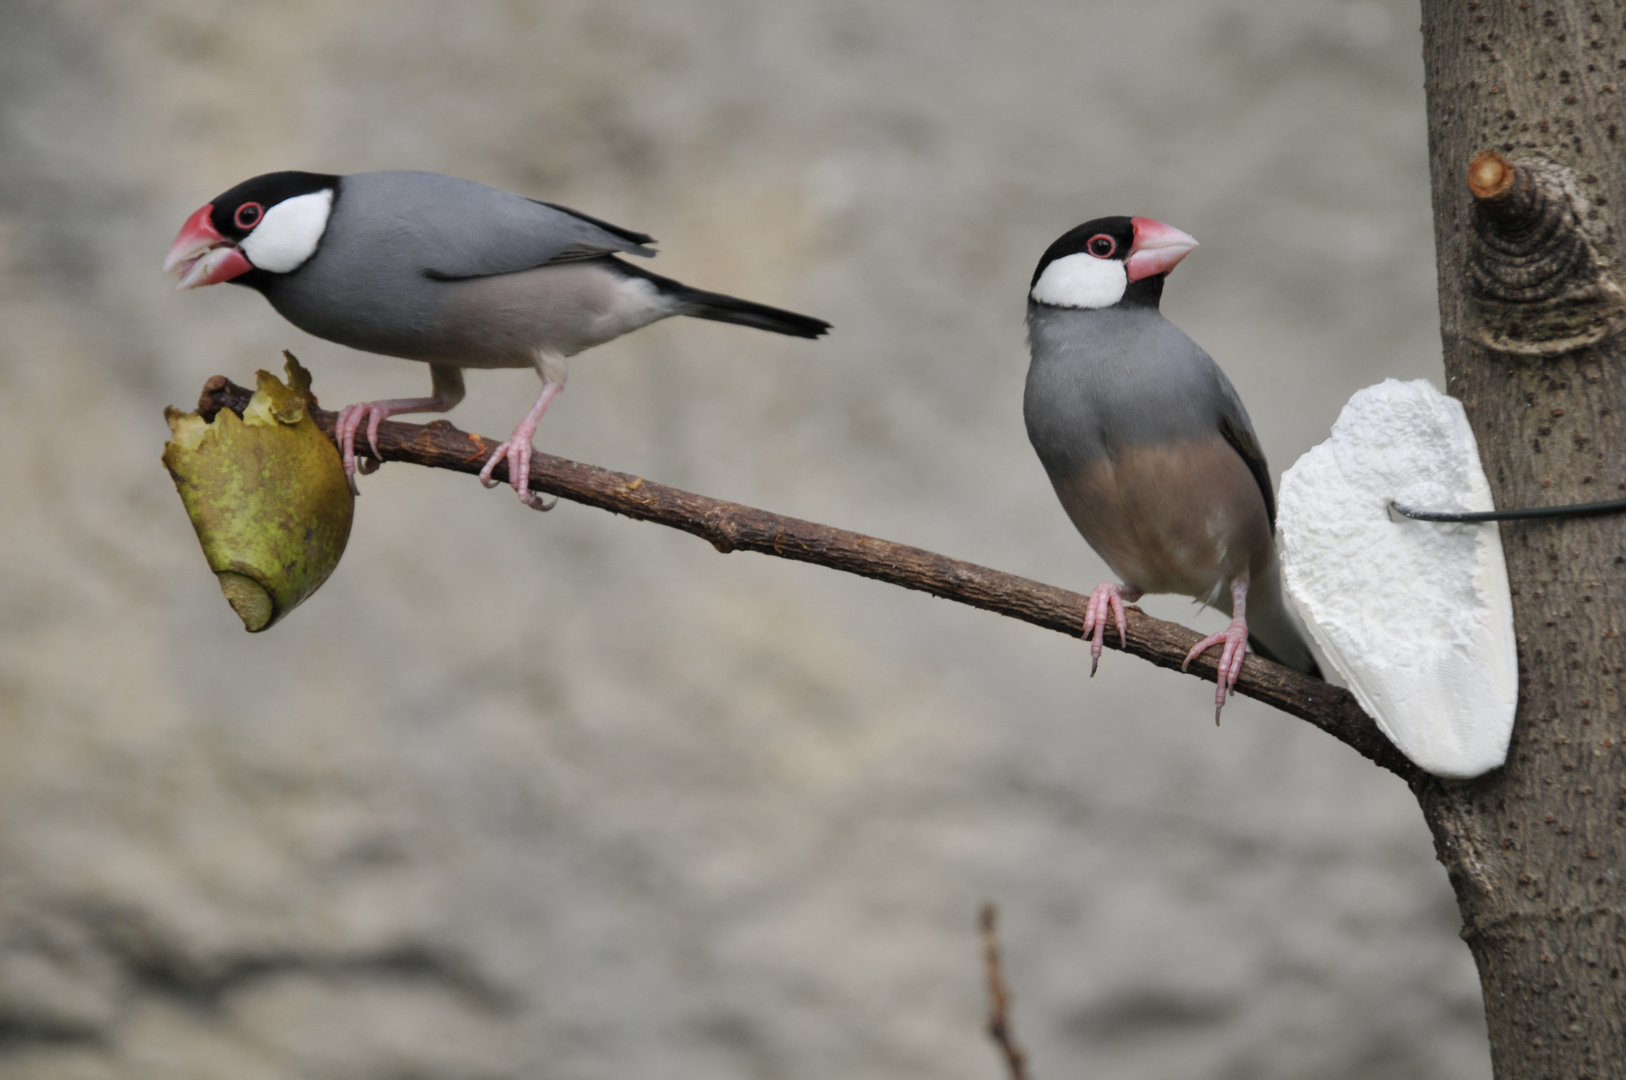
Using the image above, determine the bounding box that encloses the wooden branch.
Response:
[196,373,1417,783]
[979,903,1030,1080]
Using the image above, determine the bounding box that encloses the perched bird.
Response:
[165,170,830,508]
[1022,216,1320,720]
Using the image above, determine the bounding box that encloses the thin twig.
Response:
[980,903,1029,1080]
[193,374,1418,783]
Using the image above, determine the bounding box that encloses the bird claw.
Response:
[478,440,518,489]
[521,491,558,512]
[335,402,383,494]
[478,437,555,509]
[1081,583,1138,677]
[475,381,563,510]
[365,413,386,461]
[1182,618,1249,724]
[333,394,459,493]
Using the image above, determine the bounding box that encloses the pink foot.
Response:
[1082,583,1142,677]
[478,381,564,511]
[1182,618,1249,724]
[335,396,452,494]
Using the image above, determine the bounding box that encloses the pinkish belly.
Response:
[1051,438,1272,603]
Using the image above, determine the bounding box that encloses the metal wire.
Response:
[1390,496,1626,523]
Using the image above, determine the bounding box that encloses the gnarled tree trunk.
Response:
[1419,4,1626,1076]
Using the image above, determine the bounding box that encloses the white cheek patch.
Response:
[1030,252,1127,309]
[241,189,334,273]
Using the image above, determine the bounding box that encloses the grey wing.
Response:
[1210,367,1276,532]
[344,171,657,282]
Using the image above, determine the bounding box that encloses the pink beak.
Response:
[164,205,253,289]
[1126,217,1198,282]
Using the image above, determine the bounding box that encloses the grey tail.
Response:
[1243,573,1322,680]
[609,260,830,339]
[1249,632,1322,681]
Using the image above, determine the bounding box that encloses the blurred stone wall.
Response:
[0,1,1489,1077]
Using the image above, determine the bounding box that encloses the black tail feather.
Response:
[609,259,830,339]
[679,288,831,339]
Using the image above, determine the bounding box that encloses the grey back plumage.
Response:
[339,171,657,281]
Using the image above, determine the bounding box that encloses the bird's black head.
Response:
[1028,216,1198,311]
[165,170,341,290]
[206,171,340,245]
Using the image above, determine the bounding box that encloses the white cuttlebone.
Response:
[1277,378,1517,778]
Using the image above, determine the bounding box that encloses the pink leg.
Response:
[335,395,454,494]
[334,365,465,495]
[1082,582,1143,677]
[1181,578,1251,725]
[477,381,564,511]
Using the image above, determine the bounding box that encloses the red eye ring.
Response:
[1086,234,1116,258]
[234,202,264,230]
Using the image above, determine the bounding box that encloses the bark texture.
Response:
[1421,5,1626,1077]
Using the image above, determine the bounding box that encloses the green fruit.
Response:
[163,354,354,631]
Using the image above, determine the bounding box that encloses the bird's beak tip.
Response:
[166,204,251,288]
[1127,217,1199,281]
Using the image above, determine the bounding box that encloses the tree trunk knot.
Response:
[1466,150,1626,356]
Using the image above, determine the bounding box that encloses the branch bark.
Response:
[194,373,1416,783]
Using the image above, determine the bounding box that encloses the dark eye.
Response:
[1086,234,1116,258]
[234,202,263,230]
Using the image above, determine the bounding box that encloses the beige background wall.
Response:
[0,1,1487,1077]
